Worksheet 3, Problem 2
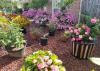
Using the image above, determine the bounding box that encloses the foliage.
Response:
[61,0,74,10]
[0,22,26,49]
[68,17,100,43]
[47,22,56,32]
[24,0,48,9]
[0,0,17,13]
[21,50,66,71]
[12,15,30,27]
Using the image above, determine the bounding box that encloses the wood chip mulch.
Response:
[0,31,100,71]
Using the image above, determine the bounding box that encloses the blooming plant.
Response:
[21,50,66,71]
[22,9,37,18]
[22,9,50,26]
[68,17,100,43]
[52,11,76,30]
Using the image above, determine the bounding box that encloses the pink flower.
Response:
[91,17,97,24]
[74,29,80,35]
[85,26,90,34]
[76,38,82,41]
[69,30,73,33]
[69,26,73,30]
[85,32,89,35]
[71,38,75,41]
[37,63,45,70]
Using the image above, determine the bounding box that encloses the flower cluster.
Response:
[22,9,51,26]
[22,9,37,18]
[68,17,100,43]
[21,50,66,71]
[52,11,76,30]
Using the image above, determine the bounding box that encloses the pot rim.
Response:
[73,41,95,45]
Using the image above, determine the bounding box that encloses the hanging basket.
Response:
[72,42,95,59]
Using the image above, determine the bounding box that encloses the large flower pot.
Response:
[6,47,24,58]
[72,42,95,59]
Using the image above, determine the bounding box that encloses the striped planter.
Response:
[72,42,95,59]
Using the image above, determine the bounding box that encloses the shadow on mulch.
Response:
[0,55,20,69]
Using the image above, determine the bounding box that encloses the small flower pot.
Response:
[6,47,24,58]
[49,31,55,36]
[72,42,95,59]
[40,37,48,46]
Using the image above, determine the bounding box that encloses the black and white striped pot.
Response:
[72,42,95,59]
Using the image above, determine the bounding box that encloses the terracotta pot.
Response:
[6,47,24,58]
[72,42,95,59]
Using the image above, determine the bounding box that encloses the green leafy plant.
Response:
[47,23,56,32]
[0,22,26,50]
[61,0,74,10]
[24,0,48,9]
[21,50,66,71]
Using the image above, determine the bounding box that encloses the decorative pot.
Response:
[6,47,24,58]
[40,37,48,46]
[72,42,95,59]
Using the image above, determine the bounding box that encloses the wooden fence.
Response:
[81,0,100,18]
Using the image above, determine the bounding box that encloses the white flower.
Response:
[47,51,52,55]
[47,59,52,65]
[79,35,83,38]
[45,68,48,71]
[78,28,81,31]
[89,37,93,40]
[44,56,50,61]
[32,59,37,63]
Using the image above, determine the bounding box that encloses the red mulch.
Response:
[0,31,100,71]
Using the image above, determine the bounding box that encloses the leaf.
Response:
[20,65,25,71]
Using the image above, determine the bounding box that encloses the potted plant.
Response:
[68,17,100,59]
[0,23,26,57]
[29,27,42,41]
[47,23,56,36]
[21,50,66,71]
[12,15,30,34]
[40,33,48,46]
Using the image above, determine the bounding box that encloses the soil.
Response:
[0,31,100,71]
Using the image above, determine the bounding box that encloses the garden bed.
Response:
[0,31,100,71]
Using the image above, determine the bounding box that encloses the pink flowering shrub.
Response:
[52,11,76,30]
[67,17,100,43]
[22,9,51,26]
[21,50,66,71]
[22,9,76,28]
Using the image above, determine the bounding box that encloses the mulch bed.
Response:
[0,31,100,71]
